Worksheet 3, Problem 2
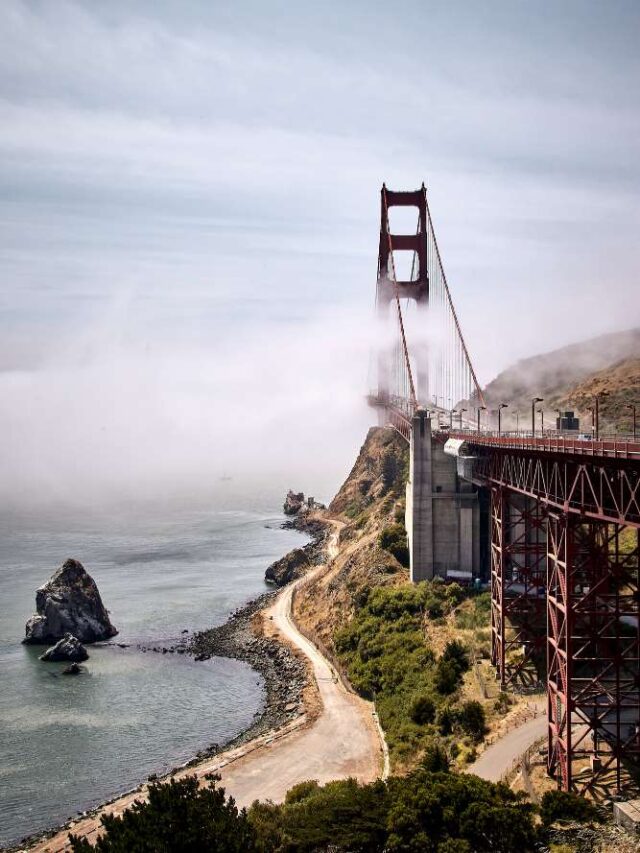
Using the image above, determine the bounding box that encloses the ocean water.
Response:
[0,497,307,847]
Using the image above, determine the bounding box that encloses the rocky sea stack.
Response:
[39,633,89,662]
[23,558,117,645]
[283,490,305,515]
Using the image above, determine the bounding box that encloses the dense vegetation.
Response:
[71,769,541,853]
[69,774,254,852]
[334,580,486,766]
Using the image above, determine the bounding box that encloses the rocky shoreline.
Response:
[184,512,331,759]
[17,512,331,852]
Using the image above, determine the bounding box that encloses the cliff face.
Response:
[293,427,409,653]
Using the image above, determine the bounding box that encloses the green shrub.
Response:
[409,694,436,725]
[458,700,487,742]
[434,657,462,694]
[69,775,256,852]
[335,582,481,767]
[247,770,537,853]
[382,452,401,490]
[420,741,451,773]
[437,704,456,735]
[378,524,410,568]
[442,640,470,672]
[285,779,320,804]
[539,790,600,826]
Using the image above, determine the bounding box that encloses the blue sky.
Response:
[1,1,639,505]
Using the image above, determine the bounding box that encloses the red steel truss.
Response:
[474,446,640,792]
[472,447,640,527]
[491,486,546,688]
[547,515,640,793]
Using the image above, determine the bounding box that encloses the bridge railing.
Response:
[447,430,640,460]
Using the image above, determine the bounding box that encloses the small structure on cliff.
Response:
[23,558,118,645]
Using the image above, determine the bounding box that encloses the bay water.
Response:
[0,493,307,847]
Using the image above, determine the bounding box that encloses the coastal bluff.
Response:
[23,558,117,645]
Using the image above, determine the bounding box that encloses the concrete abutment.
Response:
[405,411,480,582]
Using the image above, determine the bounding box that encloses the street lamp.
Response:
[498,402,508,437]
[531,397,544,438]
[594,391,609,441]
[477,405,486,433]
[626,404,637,442]
[450,409,455,429]
[458,407,467,429]
[538,408,544,435]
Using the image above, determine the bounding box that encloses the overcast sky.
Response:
[1,1,639,506]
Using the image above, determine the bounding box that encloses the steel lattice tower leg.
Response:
[547,515,640,793]
[491,487,547,689]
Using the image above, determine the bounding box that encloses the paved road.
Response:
[31,526,382,851]
[467,713,547,783]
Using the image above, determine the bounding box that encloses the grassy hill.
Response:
[483,328,640,435]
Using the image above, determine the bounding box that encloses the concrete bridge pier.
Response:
[405,409,480,582]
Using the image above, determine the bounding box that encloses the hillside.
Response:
[483,328,640,434]
[293,427,534,775]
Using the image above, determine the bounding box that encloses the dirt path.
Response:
[467,705,547,783]
[30,524,382,852]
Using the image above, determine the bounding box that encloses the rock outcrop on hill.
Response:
[39,633,89,662]
[283,490,305,515]
[24,558,117,645]
[265,547,311,586]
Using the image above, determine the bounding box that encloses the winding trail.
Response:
[29,524,383,852]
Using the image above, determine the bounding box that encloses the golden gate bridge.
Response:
[368,184,640,796]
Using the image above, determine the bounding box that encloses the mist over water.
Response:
[1,303,374,511]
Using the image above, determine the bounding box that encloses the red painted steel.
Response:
[467,443,640,528]
[490,487,546,689]
[449,431,640,461]
[547,516,640,793]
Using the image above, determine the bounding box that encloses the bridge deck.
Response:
[448,430,640,461]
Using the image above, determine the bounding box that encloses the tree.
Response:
[539,790,600,826]
[441,640,469,673]
[420,742,450,773]
[269,777,389,853]
[458,700,486,742]
[378,525,410,568]
[69,775,257,853]
[410,694,436,725]
[434,657,461,695]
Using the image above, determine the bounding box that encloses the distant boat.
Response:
[219,475,233,482]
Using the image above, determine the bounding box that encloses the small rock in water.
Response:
[62,662,83,675]
[40,633,89,662]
